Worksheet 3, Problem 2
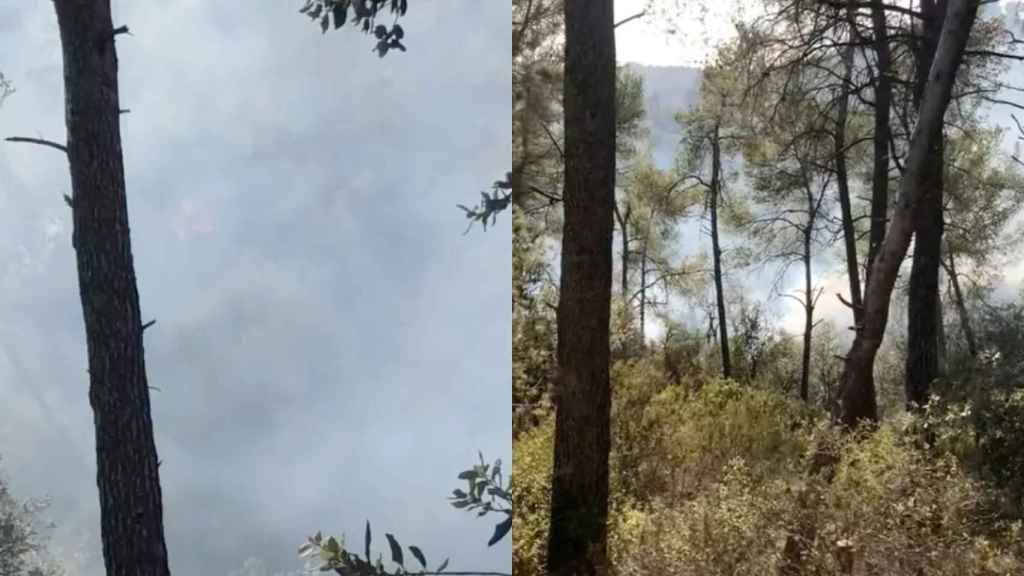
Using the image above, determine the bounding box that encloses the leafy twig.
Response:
[457,173,512,234]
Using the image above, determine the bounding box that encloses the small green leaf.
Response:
[436,558,449,573]
[451,499,471,509]
[488,515,512,546]
[458,470,476,480]
[385,533,404,565]
[452,489,467,499]
[392,24,404,40]
[409,545,427,569]
[320,14,330,33]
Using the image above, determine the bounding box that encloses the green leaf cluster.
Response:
[298,522,449,575]
[298,0,408,56]
[449,452,512,547]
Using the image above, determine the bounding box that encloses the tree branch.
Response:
[614,11,646,28]
[5,136,67,154]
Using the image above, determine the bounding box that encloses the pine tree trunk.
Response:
[547,0,616,573]
[638,239,648,345]
[839,0,977,428]
[866,0,893,283]
[53,2,171,575]
[936,291,947,375]
[710,124,732,379]
[801,223,813,403]
[800,173,819,404]
[906,0,947,411]
[835,37,863,326]
[614,203,631,305]
[614,203,634,356]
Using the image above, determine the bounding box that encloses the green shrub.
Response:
[806,418,1024,575]
[609,459,796,576]
[511,417,553,576]
[611,368,813,504]
[511,369,1024,576]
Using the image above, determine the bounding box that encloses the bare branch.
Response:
[614,11,646,28]
[5,136,68,154]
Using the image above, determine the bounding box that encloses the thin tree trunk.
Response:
[52,2,171,575]
[801,223,814,403]
[866,0,893,284]
[943,252,977,357]
[547,0,616,573]
[905,0,947,411]
[614,202,634,356]
[638,238,648,345]
[839,0,977,428]
[835,24,863,327]
[936,291,947,375]
[710,124,732,379]
[614,203,631,304]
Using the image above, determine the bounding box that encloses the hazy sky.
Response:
[616,0,761,66]
[0,2,510,575]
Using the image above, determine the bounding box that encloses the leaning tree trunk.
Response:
[709,124,732,379]
[547,0,616,573]
[53,2,171,575]
[905,0,947,411]
[839,0,977,428]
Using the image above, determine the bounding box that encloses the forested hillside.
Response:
[514,0,1024,574]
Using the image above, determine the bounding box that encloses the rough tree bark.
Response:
[546,0,616,573]
[52,1,171,575]
[709,123,732,379]
[839,0,978,428]
[905,0,948,411]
